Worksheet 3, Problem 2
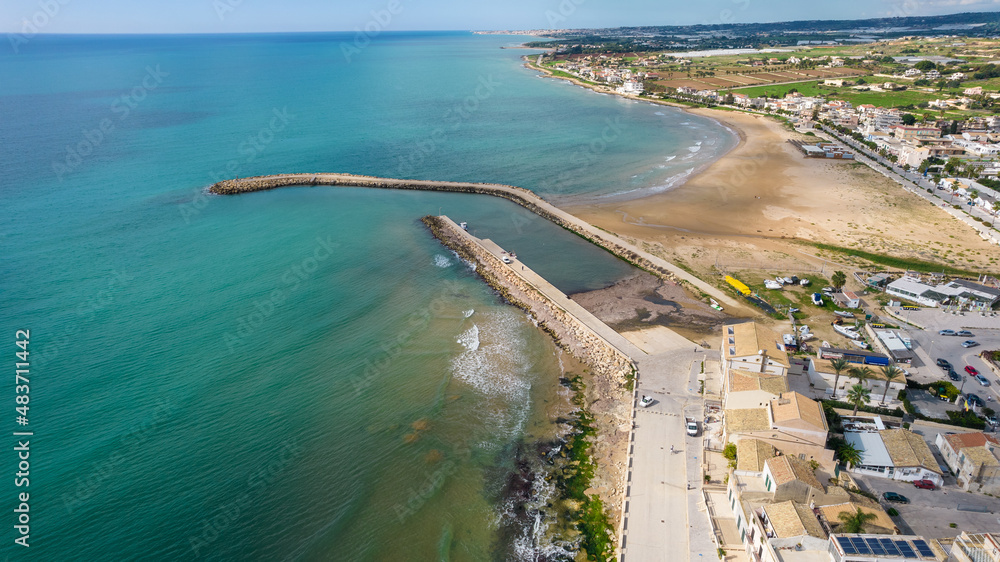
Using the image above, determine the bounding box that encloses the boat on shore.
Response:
[710,299,723,311]
[834,311,855,319]
[833,323,861,340]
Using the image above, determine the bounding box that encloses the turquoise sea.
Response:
[0,32,735,560]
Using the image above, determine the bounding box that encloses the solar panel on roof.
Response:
[899,543,918,558]
[864,538,882,554]
[913,539,934,557]
[880,538,902,556]
[837,536,857,554]
[851,536,872,555]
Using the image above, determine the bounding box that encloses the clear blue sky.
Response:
[5,0,1000,34]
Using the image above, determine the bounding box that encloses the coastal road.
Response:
[624,346,710,562]
[816,126,1000,246]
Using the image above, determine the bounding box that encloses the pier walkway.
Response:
[210,173,748,315]
[214,174,728,562]
[442,217,712,562]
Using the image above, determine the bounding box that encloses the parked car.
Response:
[639,395,654,408]
[947,369,961,382]
[976,375,991,387]
[882,492,910,503]
[957,330,974,337]
[686,418,699,437]
[962,340,980,348]
[938,329,956,336]
[987,415,998,427]
[966,394,985,408]
[912,479,936,490]
[936,358,952,370]
[966,365,980,376]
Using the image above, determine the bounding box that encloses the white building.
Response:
[844,429,944,486]
[615,80,643,95]
[952,532,1000,562]
[886,277,1000,308]
[723,322,790,378]
[830,534,943,561]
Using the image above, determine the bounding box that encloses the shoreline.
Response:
[524,59,747,208]
[524,57,1000,283]
[421,215,635,559]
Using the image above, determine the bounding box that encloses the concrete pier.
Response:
[213,173,727,561]
[209,172,746,313]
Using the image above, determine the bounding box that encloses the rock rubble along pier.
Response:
[209,173,743,312]
[421,214,637,385]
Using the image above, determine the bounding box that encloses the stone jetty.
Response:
[209,173,744,312]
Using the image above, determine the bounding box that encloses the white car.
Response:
[686,420,699,436]
[639,395,654,408]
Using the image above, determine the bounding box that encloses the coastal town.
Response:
[532,38,1000,234]
[17,5,1000,561]
[520,30,1000,562]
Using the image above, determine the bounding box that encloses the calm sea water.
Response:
[0,31,734,560]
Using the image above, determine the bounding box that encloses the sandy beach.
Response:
[566,109,999,281]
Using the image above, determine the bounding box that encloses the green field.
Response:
[830,88,942,108]
[729,80,831,98]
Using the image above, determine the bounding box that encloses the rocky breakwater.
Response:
[209,173,684,289]
[421,215,635,386]
[423,215,633,557]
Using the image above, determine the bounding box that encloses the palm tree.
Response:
[992,201,1000,227]
[838,507,878,533]
[849,365,874,387]
[879,365,905,405]
[829,358,851,399]
[847,383,871,416]
[837,442,862,469]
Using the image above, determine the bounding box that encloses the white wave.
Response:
[508,465,578,560]
[463,309,475,318]
[687,143,702,153]
[594,166,695,200]
[433,254,453,268]
[654,111,665,116]
[451,310,533,438]
[457,324,480,351]
[663,155,676,162]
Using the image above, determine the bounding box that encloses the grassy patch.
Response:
[807,243,987,276]
[730,80,829,98]
[562,376,616,561]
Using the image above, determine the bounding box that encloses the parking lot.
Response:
[851,472,1000,539]
[884,307,1000,410]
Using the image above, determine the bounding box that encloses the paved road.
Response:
[851,471,1000,539]
[623,346,710,562]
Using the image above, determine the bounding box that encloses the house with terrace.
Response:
[723,322,790,378]
[935,432,1000,494]
[724,392,836,469]
[844,429,944,486]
